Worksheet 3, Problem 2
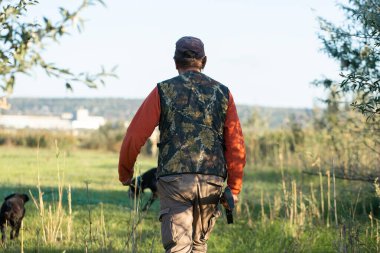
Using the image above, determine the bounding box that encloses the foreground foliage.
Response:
[0,147,378,252]
[0,0,116,101]
[317,0,380,118]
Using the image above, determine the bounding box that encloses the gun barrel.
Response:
[226,209,233,224]
[221,186,234,224]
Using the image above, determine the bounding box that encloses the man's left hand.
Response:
[122,179,132,186]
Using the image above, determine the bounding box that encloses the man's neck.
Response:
[178,67,201,75]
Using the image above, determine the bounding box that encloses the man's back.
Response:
[157,71,230,178]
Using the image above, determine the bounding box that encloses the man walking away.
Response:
[119,36,246,253]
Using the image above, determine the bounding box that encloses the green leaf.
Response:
[65,82,73,92]
[6,75,15,94]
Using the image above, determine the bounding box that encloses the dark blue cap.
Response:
[174,36,205,59]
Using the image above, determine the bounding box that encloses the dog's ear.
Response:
[4,193,16,201]
[22,194,29,203]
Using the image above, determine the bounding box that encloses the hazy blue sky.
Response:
[12,0,346,108]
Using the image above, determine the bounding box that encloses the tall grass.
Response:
[0,127,378,253]
[238,162,379,252]
[28,141,70,245]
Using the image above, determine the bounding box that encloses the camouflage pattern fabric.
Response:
[157,71,229,178]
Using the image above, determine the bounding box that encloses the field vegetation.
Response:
[0,98,379,252]
[1,0,379,251]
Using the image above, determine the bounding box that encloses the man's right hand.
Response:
[222,194,239,208]
[232,194,239,205]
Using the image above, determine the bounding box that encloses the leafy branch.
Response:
[0,0,116,96]
[316,0,380,119]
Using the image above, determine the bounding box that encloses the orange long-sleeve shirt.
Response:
[118,86,246,195]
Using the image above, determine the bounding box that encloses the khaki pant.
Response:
[157,174,223,253]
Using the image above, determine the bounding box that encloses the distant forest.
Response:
[3,98,313,129]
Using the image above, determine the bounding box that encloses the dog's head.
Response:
[4,193,29,204]
[128,177,143,198]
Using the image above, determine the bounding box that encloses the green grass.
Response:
[0,146,378,252]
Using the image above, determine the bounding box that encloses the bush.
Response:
[0,129,76,149]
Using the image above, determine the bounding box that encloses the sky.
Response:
[11,0,347,108]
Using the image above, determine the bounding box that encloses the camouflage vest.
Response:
[157,71,229,178]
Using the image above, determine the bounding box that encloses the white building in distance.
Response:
[0,108,105,130]
[72,108,105,130]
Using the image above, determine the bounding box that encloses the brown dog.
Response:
[0,193,29,243]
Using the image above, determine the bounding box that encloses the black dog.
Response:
[128,168,158,211]
[0,193,29,243]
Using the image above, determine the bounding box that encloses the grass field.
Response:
[0,146,378,252]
